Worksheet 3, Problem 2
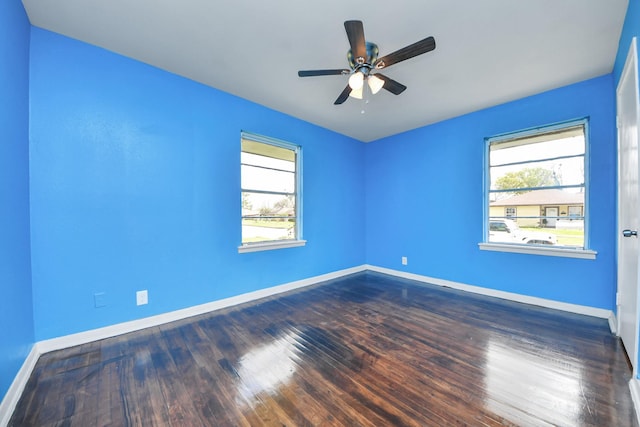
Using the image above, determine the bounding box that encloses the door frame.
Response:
[617,36,640,377]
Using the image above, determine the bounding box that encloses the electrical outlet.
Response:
[402,256,408,265]
[136,290,148,306]
[94,292,107,308]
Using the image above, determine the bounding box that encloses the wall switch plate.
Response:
[94,292,107,308]
[402,256,408,265]
[136,290,148,306]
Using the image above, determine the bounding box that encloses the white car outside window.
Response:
[489,219,557,245]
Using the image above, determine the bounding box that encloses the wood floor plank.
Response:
[235,309,388,427]
[226,309,389,427]
[274,294,497,425]
[9,272,638,426]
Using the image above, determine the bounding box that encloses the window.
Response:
[239,132,304,252]
[568,205,583,218]
[483,119,594,258]
[490,221,509,232]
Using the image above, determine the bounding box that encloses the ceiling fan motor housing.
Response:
[348,42,379,70]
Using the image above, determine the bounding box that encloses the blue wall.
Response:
[0,0,35,400]
[29,28,366,340]
[366,75,616,309]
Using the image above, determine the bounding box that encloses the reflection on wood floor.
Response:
[10,272,638,426]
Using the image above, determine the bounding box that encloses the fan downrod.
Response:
[347,42,379,70]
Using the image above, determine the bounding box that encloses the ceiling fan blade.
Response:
[298,69,350,77]
[374,36,436,69]
[344,20,366,61]
[334,85,352,105]
[375,74,407,95]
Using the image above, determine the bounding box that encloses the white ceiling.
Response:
[21,0,628,142]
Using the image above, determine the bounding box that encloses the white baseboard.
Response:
[630,378,640,426]
[365,265,613,320]
[0,345,40,427]
[609,312,618,335]
[36,263,615,354]
[37,265,367,354]
[3,263,617,426]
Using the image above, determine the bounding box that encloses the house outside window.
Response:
[485,119,589,254]
[239,132,304,253]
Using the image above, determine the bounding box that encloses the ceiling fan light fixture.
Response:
[348,71,364,90]
[349,87,363,99]
[368,75,384,94]
[297,20,436,105]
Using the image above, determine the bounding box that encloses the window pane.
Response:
[242,139,295,162]
[490,156,584,191]
[241,152,295,172]
[490,130,584,166]
[242,218,295,244]
[241,164,295,193]
[242,192,295,218]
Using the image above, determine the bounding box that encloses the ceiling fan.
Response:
[298,20,436,105]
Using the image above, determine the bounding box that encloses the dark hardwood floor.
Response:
[10,272,638,426]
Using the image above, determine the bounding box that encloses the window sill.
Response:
[238,240,307,253]
[478,242,597,259]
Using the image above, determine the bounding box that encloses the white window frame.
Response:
[238,132,305,253]
[505,207,517,218]
[479,119,596,259]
